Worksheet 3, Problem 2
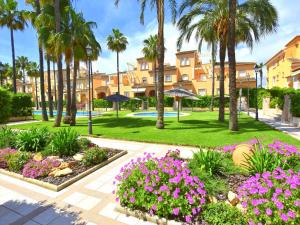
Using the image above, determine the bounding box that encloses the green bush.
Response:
[6,151,31,173]
[121,99,141,111]
[0,88,12,123]
[201,203,247,225]
[78,138,93,150]
[0,127,17,149]
[82,147,108,166]
[15,128,51,152]
[291,92,300,117]
[11,93,33,117]
[48,128,80,157]
[93,99,112,108]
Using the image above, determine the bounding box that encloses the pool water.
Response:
[130,112,186,117]
[33,111,98,117]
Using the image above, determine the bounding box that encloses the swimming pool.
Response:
[127,112,190,117]
[33,111,99,117]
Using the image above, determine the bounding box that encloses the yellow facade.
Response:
[266,36,300,89]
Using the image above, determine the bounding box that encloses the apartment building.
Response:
[266,35,300,89]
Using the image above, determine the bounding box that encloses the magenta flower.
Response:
[130,197,135,203]
[280,213,289,222]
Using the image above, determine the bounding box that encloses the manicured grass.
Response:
[10,111,300,148]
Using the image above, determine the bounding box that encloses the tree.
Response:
[115,0,177,129]
[177,0,278,123]
[0,0,27,93]
[46,55,54,117]
[142,34,159,105]
[26,61,40,109]
[107,28,128,117]
[16,56,29,93]
[0,63,10,86]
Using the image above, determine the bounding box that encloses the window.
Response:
[200,74,206,81]
[198,89,206,96]
[272,76,276,85]
[182,74,189,81]
[217,88,220,95]
[142,77,147,84]
[180,57,190,66]
[165,75,172,82]
[140,62,149,70]
[239,71,246,77]
[124,92,130,97]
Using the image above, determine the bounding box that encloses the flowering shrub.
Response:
[0,148,17,168]
[238,168,300,224]
[222,139,259,154]
[22,159,61,179]
[114,153,206,223]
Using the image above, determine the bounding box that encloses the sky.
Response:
[0,0,300,75]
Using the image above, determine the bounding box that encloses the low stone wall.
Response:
[8,116,34,122]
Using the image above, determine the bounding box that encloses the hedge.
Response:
[11,93,33,117]
[291,92,300,117]
[0,88,12,123]
[93,99,112,108]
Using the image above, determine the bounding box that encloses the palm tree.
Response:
[177,0,278,123]
[26,61,40,109]
[0,63,11,86]
[0,0,27,93]
[46,54,54,117]
[107,28,128,117]
[115,0,177,129]
[16,56,29,93]
[142,34,158,106]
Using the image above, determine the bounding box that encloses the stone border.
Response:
[126,111,190,118]
[115,204,181,225]
[0,150,127,192]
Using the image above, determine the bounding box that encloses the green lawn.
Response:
[10,111,300,148]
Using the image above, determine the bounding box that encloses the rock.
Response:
[208,195,218,203]
[58,162,70,170]
[236,203,246,213]
[33,153,43,162]
[53,168,73,177]
[232,144,253,168]
[73,153,84,161]
[228,191,239,206]
[68,161,78,168]
[49,168,60,176]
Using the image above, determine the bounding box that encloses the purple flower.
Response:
[173,208,179,216]
[266,208,272,216]
[253,208,260,216]
[287,210,295,219]
[129,197,135,203]
[157,196,163,202]
[280,213,289,222]
[185,216,192,223]
[130,187,135,193]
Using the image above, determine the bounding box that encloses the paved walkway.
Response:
[247,111,300,141]
[0,138,198,225]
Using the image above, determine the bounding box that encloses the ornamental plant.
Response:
[0,148,17,168]
[114,152,206,224]
[6,151,32,173]
[22,158,61,179]
[238,168,300,224]
[82,147,108,166]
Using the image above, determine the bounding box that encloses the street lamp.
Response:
[254,64,261,121]
[246,73,250,116]
[0,62,4,86]
[86,45,93,135]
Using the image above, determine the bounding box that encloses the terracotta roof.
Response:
[285,35,300,47]
[265,50,285,66]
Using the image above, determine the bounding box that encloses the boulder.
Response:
[232,144,253,168]
[68,161,78,168]
[58,162,70,170]
[73,153,84,161]
[33,153,43,162]
[228,191,239,206]
[53,168,73,177]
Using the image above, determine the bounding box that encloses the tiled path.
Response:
[0,138,197,225]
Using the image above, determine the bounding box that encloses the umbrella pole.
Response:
[177,98,180,122]
[116,102,119,118]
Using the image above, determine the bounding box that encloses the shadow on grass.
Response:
[1,200,86,225]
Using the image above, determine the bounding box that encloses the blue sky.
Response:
[0,0,300,74]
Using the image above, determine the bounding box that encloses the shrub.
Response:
[6,151,31,172]
[15,127,51,152]
[0,148,17,169]
[0,88,12,123]
[0,127,17,148]
[114,153,206,223]
[93,99,112,108]
[10,93,33,117]
[22,158,60,179]
[78,138,94,150]
[201,203,248,225]
[48,128,80,157]
[291,92,300,117]
[82,147,108,166]
[238,168,300,225]
[121,99,141,111]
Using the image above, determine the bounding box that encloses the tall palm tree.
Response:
[177,0,278,123]
[107,28,128,118]
[0,63,11,86]
[142,34,159,105]
[115,0,177,129]
[26,61,40,109]
[16,56,29,93]
[0,0,27,93]
[46,54,54,117]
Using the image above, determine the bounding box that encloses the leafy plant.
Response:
[0,127,17,148]
[201,203,247,225]
[48,128,80,157]
[82,147,108,166]
[22,159,60,179]
[6,151,31,172]
[78,138,93,150]
[0,88,12,123]
[0,148,17,169]
[15,127,51,152]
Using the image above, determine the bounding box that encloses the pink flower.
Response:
[185,216,191,223]
[266,208,272,216]
[287,210,295,219]
[280,213,288,222]
[130,197,135,203]
[173,208,179,216]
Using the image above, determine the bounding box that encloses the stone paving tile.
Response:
[116,213,141,225]
[64,192,86,206]
[0,210,22,225]
[79,195,101,210]
[23,220,41,225]
[98,203,120,220]
[32,208,60,225]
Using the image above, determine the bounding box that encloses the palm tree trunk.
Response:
[47,57,54,117]
[70,59,78,126]
[116,51,120,118]
[22,69,26,93]
[228,0,238,131]
[156,0,165,129]
[154,60,158,109]
[36,0,48,122]
[260,70,263,88]
[91,62,94,111]
[219,39,226,122]
[54,0,64,127]
[66,62,71,116]
[53,61,57,110]
[10,28,17,93]
[210,42,216,112]
[35,77,39,109]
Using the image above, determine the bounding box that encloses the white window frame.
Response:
[140,62,149,70]
[198,89,207,96]
[165,75,172,82]
[180,57,190,66]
